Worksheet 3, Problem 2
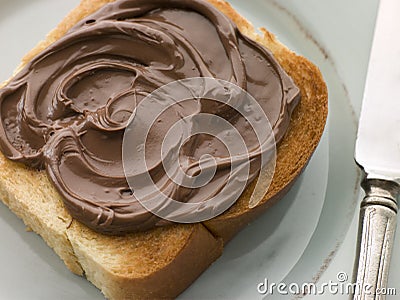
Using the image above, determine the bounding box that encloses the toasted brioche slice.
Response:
[0,0,328,299]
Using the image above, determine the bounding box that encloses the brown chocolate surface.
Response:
[0,0,300,234]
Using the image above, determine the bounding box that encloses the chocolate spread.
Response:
[0,0,300,234]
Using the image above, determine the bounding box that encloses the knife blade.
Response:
[353,0,400,298]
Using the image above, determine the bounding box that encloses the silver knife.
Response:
[353,0,400,299]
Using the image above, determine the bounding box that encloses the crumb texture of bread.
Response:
[0,0,328,299]
[0,154,83,275]
[68,222,222,299]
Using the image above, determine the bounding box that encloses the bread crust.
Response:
[0,0,328,298]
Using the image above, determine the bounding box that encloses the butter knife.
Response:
[353,0,400,299]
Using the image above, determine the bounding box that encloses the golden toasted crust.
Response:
[0,0,328,298]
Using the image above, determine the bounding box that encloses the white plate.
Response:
[0,0,380,299]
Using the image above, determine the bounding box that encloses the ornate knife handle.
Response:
[353,179,399,300]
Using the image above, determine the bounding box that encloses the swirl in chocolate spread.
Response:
[0,0,300,234]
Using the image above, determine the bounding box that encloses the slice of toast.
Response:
[0,0,328,299]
